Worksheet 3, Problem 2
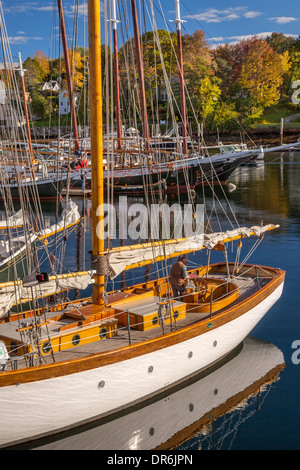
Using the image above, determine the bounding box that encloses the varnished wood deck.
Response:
[3,272,266,370]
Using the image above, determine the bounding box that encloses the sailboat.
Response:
[69,148,260,195]
[0,0,285,449]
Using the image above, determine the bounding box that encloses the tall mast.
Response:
[57,0,80,153]
[174,0,188,155]
[130,0,150,152]
[17,52,35,174]
[88,0,105,305]
[111,0,122,151]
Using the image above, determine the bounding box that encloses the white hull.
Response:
[0,282,283,448]
[37,337,284,450]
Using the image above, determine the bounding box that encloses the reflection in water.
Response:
[229,151,300,221]
[35,337,284,450]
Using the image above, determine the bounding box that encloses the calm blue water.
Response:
[31,150,300,450]
[223,152,300,450]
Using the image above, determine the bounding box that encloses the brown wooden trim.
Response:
[0,267,285,388]
[155,362,285,450]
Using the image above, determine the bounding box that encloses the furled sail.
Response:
[0,201,81,269]
[0,210,23,229]
[37,199,81,239]
[106,224,279,279]
[0,271,95,318]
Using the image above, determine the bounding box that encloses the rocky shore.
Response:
[30,125,300,147]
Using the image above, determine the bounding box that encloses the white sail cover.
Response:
[0,271,95,318]
[0,201,81,269]
[38,200,81,238]
[0,210,23,229]
[107,224,278,279]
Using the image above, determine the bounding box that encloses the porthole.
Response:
[72,334,80,346]
[152,316,158,326]
[42,341,52,354]
[207,322,213,328]
[9,341,18,355]
[214,388,218,395]
[189,403,194,412]
[98,380,105,389]
[173,309,179,320]
[148,365,154,374]
[188,351,193,359]
[213,340,217,347]
[99,327,108,339]
[149,427,155,436]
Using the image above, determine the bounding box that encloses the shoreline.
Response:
[27,125,300,148]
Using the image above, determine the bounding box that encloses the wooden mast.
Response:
[130,0,150,152]
[174,0,188,156]
[17,52,35,173]
[57,0,80,153]
[88,0,105,306]
[111,0,122,152]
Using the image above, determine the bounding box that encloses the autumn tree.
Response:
[290,37,300,85]
[239,39,290,118]
[33,50,50,80]
[213,37,258,98]
[117,29,177,127]
[183,63,221,126]
[182,30,212,69]
[61,48,87,92]
[181,30,220,126]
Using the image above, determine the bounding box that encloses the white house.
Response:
[0,80,25,128]
[59,89,80,115]
[42,80,60,92]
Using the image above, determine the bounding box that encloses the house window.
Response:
[161,91,168,102]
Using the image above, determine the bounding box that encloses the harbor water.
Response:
[16,150,300,450]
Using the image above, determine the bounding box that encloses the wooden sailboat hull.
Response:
[28,337,285,450]
[70,153,255,194]
[0,266,284,448]
[0,176,67,201]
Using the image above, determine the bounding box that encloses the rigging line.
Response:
[106,0,117,245]
[238,237,264,270]
[153,0,205,136]
[147,1,182,141]
[145,3,198,206]
[196,158,240,231]
[0,20,44,270]
[178,0,257,149]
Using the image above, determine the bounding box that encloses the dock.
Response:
[62,188,92,197]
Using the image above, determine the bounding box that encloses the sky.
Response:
[1,0,300,63]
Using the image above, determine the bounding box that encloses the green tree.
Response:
[266,33,295,54]
[211,102,239,131]
[30,90,50,119]
[23,57,44,92]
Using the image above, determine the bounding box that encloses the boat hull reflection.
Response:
[32,336,284,450]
